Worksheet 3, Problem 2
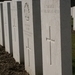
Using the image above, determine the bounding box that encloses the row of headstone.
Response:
[71,7,75,30]
[11,0,24,63]
[0,0,72,75]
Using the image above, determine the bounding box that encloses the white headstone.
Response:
[72,6,75,30]
[3,1,11,53]
[22,0,43,75]
[41,0,72,75]
[7,1,13,54]
[0,2,5,46]
[71,7,73,17]
[23,0,72,75]
[11,0,24,63]
[0,2,3,46]
[72,7,75,18]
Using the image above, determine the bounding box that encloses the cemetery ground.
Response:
[0,29,75,75]
[0,46,28,75]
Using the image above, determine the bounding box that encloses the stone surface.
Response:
[72,7,75,30]
[7,2,13,54]
[0,2,5,46]
[71,7,73,17]
[71,7,75,18]
[0,2,3,46]
[11,1,20,63]
[73,21,75,30]
[40,0,72,75]
[11,0,24,63]
[22,0,43,75]
[3,1,11,53]
[23,0,72,75]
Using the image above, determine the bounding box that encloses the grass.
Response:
[72,31,75,75]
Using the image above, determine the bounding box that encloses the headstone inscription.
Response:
[11,0,24,63]
[22,0,43,75]
[0,2,5,46]
[40,0,72,75]
[3,1,11,53]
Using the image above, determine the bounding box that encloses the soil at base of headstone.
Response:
[0,45,29,75]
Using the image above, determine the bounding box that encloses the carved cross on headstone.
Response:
[26,38,31,66]
[13,18,16,41]
[46,26,55,65]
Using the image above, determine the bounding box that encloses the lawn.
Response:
[72,31,75,75]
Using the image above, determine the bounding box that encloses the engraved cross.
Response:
[46,26,55,65]
[26,38,31,66]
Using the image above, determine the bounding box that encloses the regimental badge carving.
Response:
[24,3,30,21]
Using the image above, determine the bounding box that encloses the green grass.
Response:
[72,32,75,75]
